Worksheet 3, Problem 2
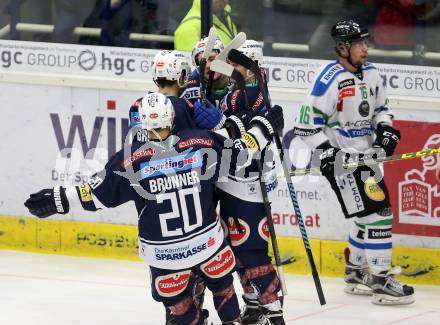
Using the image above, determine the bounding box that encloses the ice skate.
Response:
[254,308,285,325]
[344,262,373,296]
[241,295,285,325]
[371,267,415,305]
[241,295,261,324]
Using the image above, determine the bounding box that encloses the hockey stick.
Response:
[290,147,440,177]
[199,27,217,103]
[210,60,249,108]
[216,32,247,61]
[212,58,288,297]
[228,49,326,304]
[206,32,247,99]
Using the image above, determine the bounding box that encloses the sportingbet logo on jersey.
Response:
[140,152,202,178]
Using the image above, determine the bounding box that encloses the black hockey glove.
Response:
[316,141,341,177]
[225,109,258,139]
[24,186,69,218]
[250,105,284,140]
[373,123,401,156]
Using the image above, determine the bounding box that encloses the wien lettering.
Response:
[50,113,130,160]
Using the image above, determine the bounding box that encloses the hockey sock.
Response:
[355,209,393,274]
[348,219,367,267]
[211,283,241,323]
[168,297,203,325]
[240,263,281,305]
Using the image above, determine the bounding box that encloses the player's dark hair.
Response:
[154,79,177,88]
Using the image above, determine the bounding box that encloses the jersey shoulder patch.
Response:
[363,62,377,71]
[311,62,345,97]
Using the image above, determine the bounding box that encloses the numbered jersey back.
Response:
[134,129,226,269]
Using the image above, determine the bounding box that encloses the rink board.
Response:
[1,215,439,286]
[0,82,438,249]
[0,40,439,287]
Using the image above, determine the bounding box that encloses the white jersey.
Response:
[296,61,393,152]
[216,143,278,202]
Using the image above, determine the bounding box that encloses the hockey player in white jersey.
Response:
[218,40,286,324]
[295,20,414,305]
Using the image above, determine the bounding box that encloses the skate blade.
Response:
[344,283,373,296]
[372,293,415,305]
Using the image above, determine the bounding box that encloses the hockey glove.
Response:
[316,142,340,177]
[249,105,284,140]
[373,123,401,156]
[24,186,69,218]
[194,100,226,131]
[224,109,258,139]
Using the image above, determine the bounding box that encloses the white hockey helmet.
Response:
[139,93,175,131]
[238,40,264,66]
[152,50,190,86]
[191,36,224,66]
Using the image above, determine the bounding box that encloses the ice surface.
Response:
[0,250,439,325]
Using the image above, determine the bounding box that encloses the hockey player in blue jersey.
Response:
[127,49,226,324]
[220,40,269,117]
[24,92,284,325]
[129,50,200,143]
[181,36,230,106]
[129,49,226,141]
[216,40,286,324]
[295,20,414,305]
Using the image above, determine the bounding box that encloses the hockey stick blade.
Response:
[210,59,234,76]
[290,147,440,177]
[216,32,247,61]
[199,27,217,102]
[207,32,246,99]
[202,27,217,61]
[210,59,246,91]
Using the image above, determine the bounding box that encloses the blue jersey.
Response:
[217,69,278,201]
[129,96,198,142]
[220,68,269,116]
[181,68,229,105]
[78,128,267,269]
